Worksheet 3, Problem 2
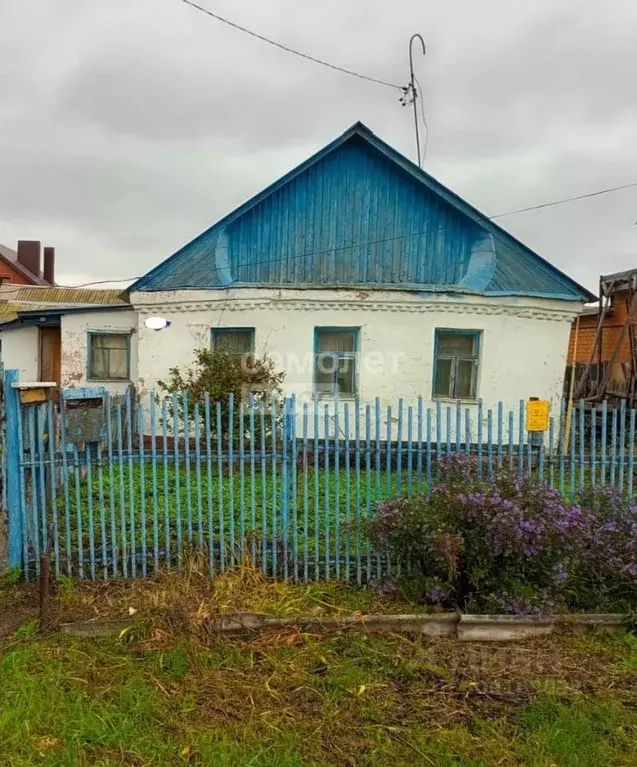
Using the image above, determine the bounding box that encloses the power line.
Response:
[180,0,402,90]
[491,181,637,219]
[65,277,139,288]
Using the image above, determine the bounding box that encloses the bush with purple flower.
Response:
[369,453,637,613]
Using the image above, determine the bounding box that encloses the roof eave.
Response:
[130,281,587,303]
[0,303,131,330]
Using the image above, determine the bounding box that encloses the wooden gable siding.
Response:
[0,261,35,285]
[568,292,634,367]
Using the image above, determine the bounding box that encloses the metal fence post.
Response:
[4,369,22,569]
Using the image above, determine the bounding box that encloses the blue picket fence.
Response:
[4,376,637,583]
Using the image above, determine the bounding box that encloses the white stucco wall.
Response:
[61,309,138,395]
[131,288,581,437]
[0,326,40,380]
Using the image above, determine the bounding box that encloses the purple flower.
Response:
[553,562,568,584]
[368,449,637,612]
[426,585,447,604]
[370,579,398,596]
[599,522,619,534]
[625,563,637,578]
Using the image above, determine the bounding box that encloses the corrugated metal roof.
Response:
[0,285,129,327]
[0,285,126,304]
[0,301,66,324]
[131,122,594,302]
[0,303,27,324]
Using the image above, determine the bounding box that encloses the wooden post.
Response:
[595,289,637,399]
[574,290,610,400]
[564,316,580,455]
[39,524,54,631]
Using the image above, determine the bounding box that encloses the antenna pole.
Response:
[409,34,426,167]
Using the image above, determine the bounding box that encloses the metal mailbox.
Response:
[526,397,550,448]
[62,387,107,445]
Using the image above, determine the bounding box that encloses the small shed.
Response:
[0,285,136,395]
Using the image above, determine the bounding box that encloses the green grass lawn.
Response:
[1,570,637,766]
[45,462,411,579]
[27,448,632,581]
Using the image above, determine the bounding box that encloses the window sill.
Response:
[86,379,131,384]
[432,396,479,405]
[315,393,358,401]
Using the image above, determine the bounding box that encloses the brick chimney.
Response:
[43,246,55,285]
[17,240,41,277]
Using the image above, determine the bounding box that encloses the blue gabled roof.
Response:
[131,122,594,301]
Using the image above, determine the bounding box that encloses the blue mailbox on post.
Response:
[61,387,107,446]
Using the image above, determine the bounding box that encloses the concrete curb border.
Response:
[458,615,554,642]
[59,612,634,641]
[207,612,460,637]
[61,619,138,638]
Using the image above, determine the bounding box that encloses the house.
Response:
[127,122,592,418]
[1,123,593,417]
[0,240,55,286]
[567,268,637,403]
[0,284,135,392]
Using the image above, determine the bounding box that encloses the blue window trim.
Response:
[86,331,132,382]
[313,326,360,397]
[432,328,482,401]
[210,327,255,353]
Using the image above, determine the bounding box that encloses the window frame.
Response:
[210,327,255,357]
[432,328,481,401]
[313,326,360,398]
[86,331,132,382]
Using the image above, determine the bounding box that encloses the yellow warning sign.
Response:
[526,400,550,432]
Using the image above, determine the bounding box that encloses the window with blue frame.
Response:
[314,327,359,397]
[433,329,481,400]
[88,332,130,381]
[211,327,255,359]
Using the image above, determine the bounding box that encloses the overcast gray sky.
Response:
[1,0,636,291]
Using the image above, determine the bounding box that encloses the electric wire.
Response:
[180,0,402,90]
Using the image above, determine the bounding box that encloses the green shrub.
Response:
[369,453,637,614]
[1,565,22,586]
[158,347,285,443]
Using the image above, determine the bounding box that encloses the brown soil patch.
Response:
[0,583,38,640]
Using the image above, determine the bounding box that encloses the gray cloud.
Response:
[1,0,636,291]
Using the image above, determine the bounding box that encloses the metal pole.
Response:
[409,34,426,167]
[4,370,23,569]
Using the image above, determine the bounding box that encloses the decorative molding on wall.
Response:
[134,295,577,323]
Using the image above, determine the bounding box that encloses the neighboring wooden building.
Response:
[567,268,637,403]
